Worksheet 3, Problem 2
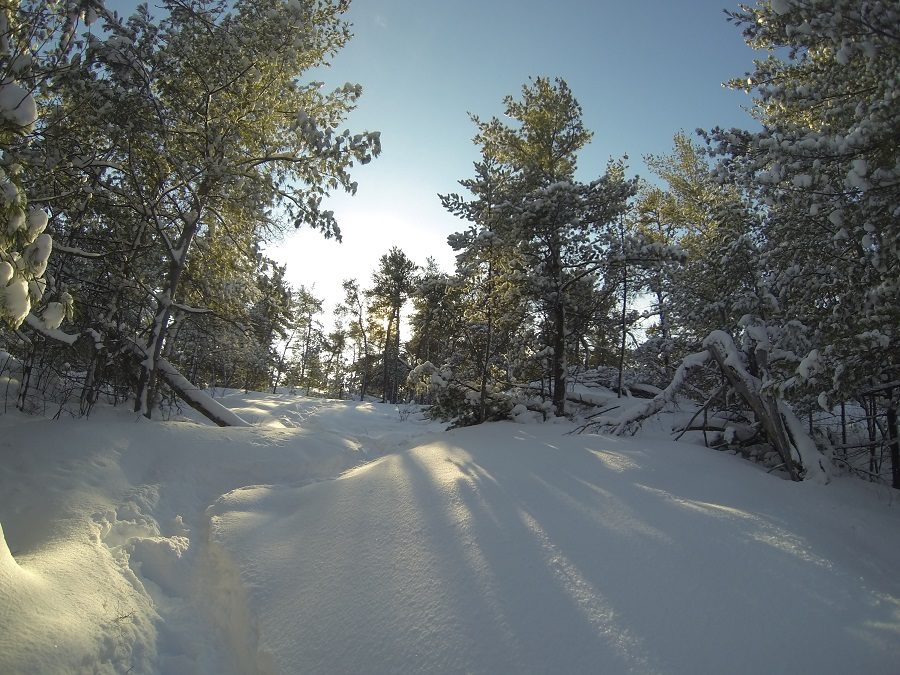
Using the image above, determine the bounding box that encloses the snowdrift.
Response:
[1,393,899,674]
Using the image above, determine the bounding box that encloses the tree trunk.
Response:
[382,315,393,403]
[392,304,402,403]
[135,194,206,418]
[272,328,297,394]
[552,299,567,416]
[355,305,370,401]
[478,282,494,423]
[706,340,801,481]
[655,283,671,377]
[360,351,369,401]
[617,270,628,398]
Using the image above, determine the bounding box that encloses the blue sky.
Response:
[106,0,763,312]
[276,0,761,311]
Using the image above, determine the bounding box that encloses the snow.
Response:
[2,391,900,674]
[0,81,37,128]
[6,206,24,234]
[1,277,30,325]
[24,232,52,276]
[39,301,66,330]
[26,207,48,241]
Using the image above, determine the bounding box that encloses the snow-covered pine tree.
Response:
[633,133,764,365]
[439,157,532,422]
[706,0,900,402]
[467,78,638,415]
[406,258,462,368]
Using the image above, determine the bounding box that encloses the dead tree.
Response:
[582,330,829,483]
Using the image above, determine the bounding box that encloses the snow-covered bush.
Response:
[408,360,517,427]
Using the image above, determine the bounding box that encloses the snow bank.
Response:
[0,395,429,674]
[2,393,899,674]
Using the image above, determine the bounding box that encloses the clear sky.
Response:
[105,0,763,316]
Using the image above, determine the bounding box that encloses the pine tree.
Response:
[27,0,380,420]
[464,78,638,415]
[632,132,754,374]
[440,158,530,421]
[706,0,900,400]
[368,247,416,403]
[338,278,373,400]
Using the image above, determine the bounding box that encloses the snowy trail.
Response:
[3,396,900,674]
[214,421,900,675]
[98,398,440,674]
[0,397,439,674]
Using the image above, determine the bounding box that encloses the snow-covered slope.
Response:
[2,393,899,674]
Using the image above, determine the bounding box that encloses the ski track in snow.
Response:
[2,393,900,674]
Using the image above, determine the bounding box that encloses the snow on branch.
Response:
[20,316,249,428]
[584,349,712,436]
[23,312,79,346]
[580,328,830,484]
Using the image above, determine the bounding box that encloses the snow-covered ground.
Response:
[2,391,899,674]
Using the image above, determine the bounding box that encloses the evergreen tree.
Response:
[368,247,416,403]
[338,278,373,400]
[632,132,756,381]
[463,77,638,415]
[321,322,348,398]
[22,0,380,420]
[289,285,324,395]
[706,0,900,400]
[440,158,530,421]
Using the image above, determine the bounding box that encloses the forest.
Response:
[0,0,898,487]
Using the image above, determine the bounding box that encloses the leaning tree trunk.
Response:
[705,339,801,481]
[135,199,205,419]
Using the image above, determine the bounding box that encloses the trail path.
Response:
[2,395,899,674]
[212,406,900,675]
